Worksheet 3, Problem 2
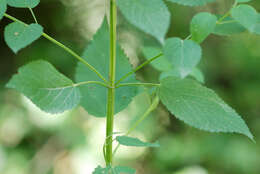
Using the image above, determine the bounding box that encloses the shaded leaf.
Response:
[6,60,81,114]
[163,38,202,78]
[190,12,217,43]
[0,0,7,20]
[214,16,246,36]
[117,0,170,43]
[236,0,252,3]
[159,77,253,140]
[142,46,172,72]
[4,22,43,53]
[75,19,138,117]
[7,0,40,8]
[116,136,160,147]
[167,0,216,6]
[231,4,258,32]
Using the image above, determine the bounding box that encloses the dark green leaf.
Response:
[214,16,246,36]
[117,0,170,43]
[142,46,172,72]
[231,5,258,32]
[159,77,253,140]
[190,12,217,43]
[0,0,7,20]
[116,136,160,147]
[4,22,43,53]
[163,38,202,78]
[75,19,138,117]
[167,0,216,6]
[7,0,40,8]
[6,60,81,114]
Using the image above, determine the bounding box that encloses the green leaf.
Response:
[75,19,138,117]
[163,38,202,78]
[189,67,205,83]
[231,4,258,32]
[4,22,43,53]
[0,0,7,20]
[114,166,136,174]
[167,0,216,6]
[251,14,260,35]
[236,0,252,3]
[142,46,172,72]
[190,12,217,43]
[117,0,170,43]
[92,166,110,174]
[159,77,253,140]
[214,16,246,36]
[6,60,81,114]
[116,136,160,147]
[7,0,40,8]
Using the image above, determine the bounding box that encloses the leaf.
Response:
[231,4,258,32]
[163,38,202,78]
[114,166,136,174]
[213,16,246,36]
[167,0,216,6]
[117,0,170,43]
[6,60,81,114]
[7,0,40,8]
[116,136,160,147]
[159,77,253,140]
[142,46,172,72]
[251,14,260,35]
[236,0,252,3]
[190,12,217,43]
[75,19,138,117]
[4,22,43,53]
[0,0,7,20]
[189,67,205,83]
[92,166,110,174]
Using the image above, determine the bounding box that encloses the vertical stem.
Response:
[105,0,117,167]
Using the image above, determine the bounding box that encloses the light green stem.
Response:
[105,0,117,167]
[116,82,160,88]
[28,8,38,24]
[3,13,107,84]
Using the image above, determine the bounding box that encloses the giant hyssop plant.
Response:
[0,0,258,173]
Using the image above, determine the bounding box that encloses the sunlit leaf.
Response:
[6,60,81,114]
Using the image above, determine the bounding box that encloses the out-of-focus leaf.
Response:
[116,136,160,147]
[0,0,7,20]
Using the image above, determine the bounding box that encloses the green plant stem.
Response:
[28,8,38,24]
[116,82,160,88]
[3,13,107,84]
[112,96,160,157]
[105,0,117,167]
[115,52,163,85]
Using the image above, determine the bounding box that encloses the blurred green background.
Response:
[0,0,260,174]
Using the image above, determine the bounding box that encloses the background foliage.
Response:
[0,0,260,174]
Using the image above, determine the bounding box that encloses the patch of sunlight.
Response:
[174,166,208,174]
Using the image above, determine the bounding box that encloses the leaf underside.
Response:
[75,19,138,117]
[6,60,81,114]
[159,77,253,140]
